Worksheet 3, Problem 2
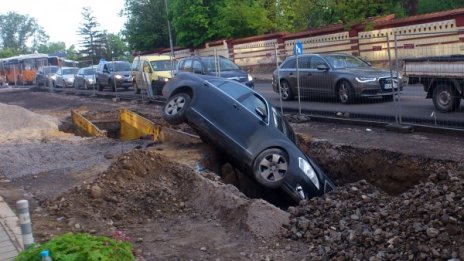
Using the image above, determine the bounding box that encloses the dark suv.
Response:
[176,55,254,88]
[96,61,132,91]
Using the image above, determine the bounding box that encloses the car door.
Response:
[211,81,268,161]
[55,68,63,87]
[308,56,332,97]
[278,58,297,89]
[296,56,312,96]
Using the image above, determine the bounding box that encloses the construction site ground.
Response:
[0,87,463,260]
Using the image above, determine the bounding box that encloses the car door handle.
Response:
[233,104,240,110]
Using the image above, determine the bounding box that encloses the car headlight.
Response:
[115,75,122,80]
[355,77,377,83]
[248,73,253,82]
[298,157,320,189]
[50,75,56,81]
[158,76,169,82]
[88,79,94,83]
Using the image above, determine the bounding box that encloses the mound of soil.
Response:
[33,147,291,260]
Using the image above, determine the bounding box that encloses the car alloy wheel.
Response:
[253,148,288,188]
[338,80,354,104]
[162,93,191,125]
[280,81,293,101]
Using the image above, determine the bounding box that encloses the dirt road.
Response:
[0,87,463,260]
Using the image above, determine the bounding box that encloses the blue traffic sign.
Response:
[294,40,303,56]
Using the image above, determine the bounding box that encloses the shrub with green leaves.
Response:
[15,232,134,261]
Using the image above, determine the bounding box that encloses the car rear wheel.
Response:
[253,148,288,188]
[433,84,460,112]
[133,81,140,94]
[162,93,191,125]
[338,80,355,104]
[280,80,294,101]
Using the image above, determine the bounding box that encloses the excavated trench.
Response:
[59,110,460,209]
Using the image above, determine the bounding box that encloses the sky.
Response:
[0,0,126,49]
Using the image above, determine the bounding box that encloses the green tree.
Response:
[103,33,130,60]
[37,41,66,55]
[418,0,464,14]
[78,7,106,64]
[0,12,42,52]
[0,48,19,58]
[215,0,274,39]
[170,0,212,47]
[122,0,172,52]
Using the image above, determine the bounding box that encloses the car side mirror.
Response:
[255,107,267,121]
[316,64,329,71]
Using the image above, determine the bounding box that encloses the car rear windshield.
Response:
[62,68,79,75]
[108,62,131,71]
[325,55,369,69]
[150,60,176,71]
[83,68,95,75]
[202,57,240,72]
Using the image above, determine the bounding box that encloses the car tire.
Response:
[110,80,116,92]
[252,148,288,189]
[133,82,140,94]
[162,93,191,125]
[433,84,460,112]
[280,80,294,101]
[338,80,355,104]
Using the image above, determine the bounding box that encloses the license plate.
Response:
[384,83,392,89]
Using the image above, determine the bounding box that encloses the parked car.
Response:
[96,61,132,91]
[162,72,335,202]
[53,67,79,88]
[36,65,59,86]
[272,53,402,103]
[176,55,254,88]
[75,66,97,89]
[131,55,175,95]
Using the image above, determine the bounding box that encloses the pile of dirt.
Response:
[284,170,464,260]
[0,103,63,142]
[33,148,290,260]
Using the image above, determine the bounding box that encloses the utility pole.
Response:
[164,0,175,75]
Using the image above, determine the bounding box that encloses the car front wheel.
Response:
[280,80,294,101]
[338,80,355,104]
[162,93,191,125]
[253,148,288,188]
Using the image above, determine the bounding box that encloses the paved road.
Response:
[253,81,464,128]
[6,80,464,130]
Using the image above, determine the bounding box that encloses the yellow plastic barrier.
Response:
[71,110,107,137]
[119,108,162,141]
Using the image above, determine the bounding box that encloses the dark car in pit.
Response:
[161,72,335,201]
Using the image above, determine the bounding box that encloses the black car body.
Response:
[75,66,97,89]
[36,65,58,86]
[272,53,403,103]
[162,72,334,201]
[96,61,132,91]
[176,56,254,88]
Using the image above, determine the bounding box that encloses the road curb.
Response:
[0,196,23,256]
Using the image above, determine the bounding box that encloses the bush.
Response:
[15,232,134,261]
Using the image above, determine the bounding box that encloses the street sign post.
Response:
[294,40,303,114]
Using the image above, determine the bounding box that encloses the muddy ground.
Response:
[0,87,463,260]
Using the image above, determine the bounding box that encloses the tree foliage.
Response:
[102,33,130,61]
[78,7,106,64]
[122,0,171,52]
[0,12,47,53]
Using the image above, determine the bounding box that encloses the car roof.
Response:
[138,55,172,61]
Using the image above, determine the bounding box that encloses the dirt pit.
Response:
[1,99,463,260]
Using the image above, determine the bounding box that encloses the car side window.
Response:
[131,58,140,71]
[298,57,311,69]
[310,57,327,69]
[240,93,268,120]
[192,61,202,73]
[143,61,151,73]
[183,59,193,72]
[281,58,296,69]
